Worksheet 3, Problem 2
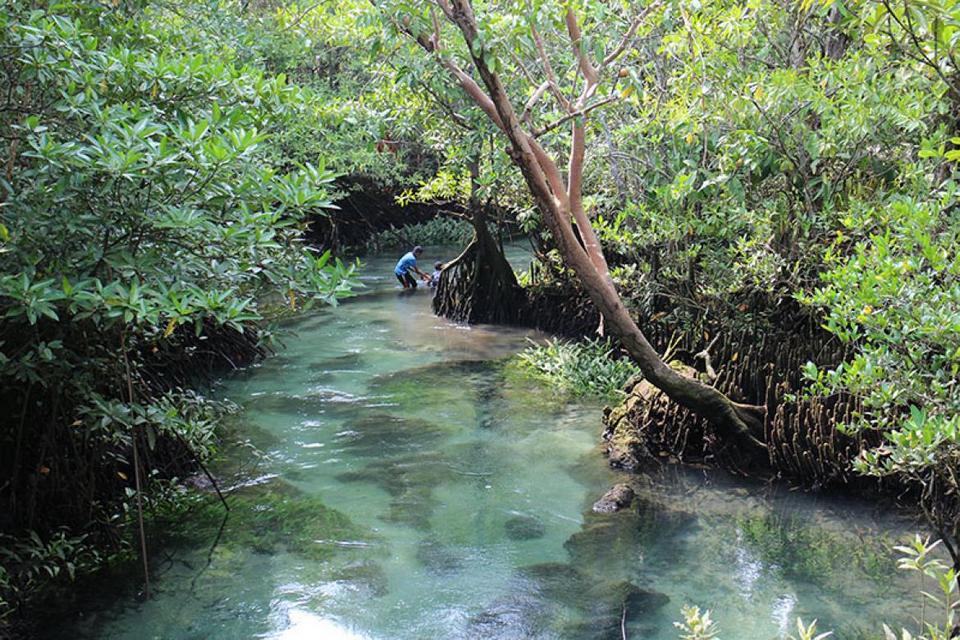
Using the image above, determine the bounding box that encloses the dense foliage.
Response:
[360,216,475,252]
[0,0,361,617]
[4,0,960,629]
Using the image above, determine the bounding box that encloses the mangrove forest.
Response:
[1,0,960,637]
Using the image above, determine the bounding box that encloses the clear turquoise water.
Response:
[48,246,923,639]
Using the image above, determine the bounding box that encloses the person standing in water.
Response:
[394,246,429,289]
[429,261,443,289]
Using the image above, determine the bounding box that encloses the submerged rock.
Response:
[582,579,670,621]
[337,450,452,530]
[516,562,591,604]
[466,594,550,639]
[226,480,380,561]
[308,351,365,372]
[328,560,389,598]
[503,515,546,541]
[416,537,464,575]
[510,562,669,638]
[560,579,670,640]
[332,412,445,458]
[565,496,696,569]
[243,391,359,420]
[591,483,635,514]
[162,477,382,568]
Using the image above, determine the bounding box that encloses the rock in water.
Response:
[516,562,591,604]
[503,515,546,541]
[466,594,549,639]
[416,537,463,575]
[592,483,635,513]
[562,580,670,640]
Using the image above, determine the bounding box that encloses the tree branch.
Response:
[568,117,610,277]
[533,95,618,137]
[600,1,662,69]
[414,76,474,130]
[388,0,767,450]
[525,0,572,111]
[522,80,551,124]
[281,0,331,32]
[565,7,599,85]
[439,58,505,129]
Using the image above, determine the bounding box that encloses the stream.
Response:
[48,246,923,639]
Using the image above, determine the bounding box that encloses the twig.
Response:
[601,1,663,69]
[173,431,229,512]
[533,95,618,137]
[281,1,330,31]
[122,330,150,599]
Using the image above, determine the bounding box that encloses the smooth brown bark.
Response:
[396,0,766,449]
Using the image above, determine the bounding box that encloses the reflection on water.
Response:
[44,245,923,640]
[265,608,368,640]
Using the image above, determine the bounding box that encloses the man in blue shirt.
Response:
[394,246,429,289]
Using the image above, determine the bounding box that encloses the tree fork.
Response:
[415,0,767,451]
[508,146,766,449]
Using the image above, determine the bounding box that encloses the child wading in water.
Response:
[429,262,443,289]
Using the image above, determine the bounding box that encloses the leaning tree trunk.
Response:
[392,0,768,455]
[432,158,526,324]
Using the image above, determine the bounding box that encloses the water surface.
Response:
[50,246,923,639]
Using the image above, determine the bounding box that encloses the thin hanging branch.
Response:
[121,329,151,599]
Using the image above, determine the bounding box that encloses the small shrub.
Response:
[0,530,107,619]
[516,338,640,400]
[675,605,720,640]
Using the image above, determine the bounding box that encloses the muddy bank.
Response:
[596,311,880,486]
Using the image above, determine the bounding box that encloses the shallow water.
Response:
[49,246,923,639]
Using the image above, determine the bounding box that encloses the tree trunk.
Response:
[405,0,767,453]
[432,157,526,324]
[513,145,766,450]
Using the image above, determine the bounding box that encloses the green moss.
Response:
[156,479,380,563]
